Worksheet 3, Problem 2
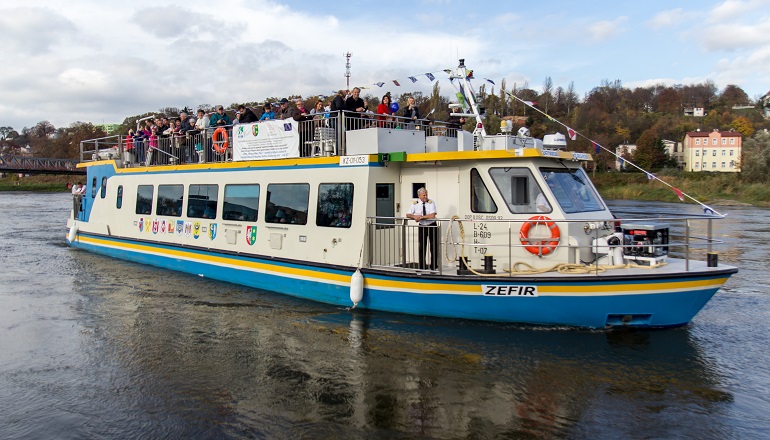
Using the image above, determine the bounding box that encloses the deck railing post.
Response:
[685,219,690,271]
[401,218,407,269]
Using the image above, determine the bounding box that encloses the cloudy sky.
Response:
[1,0,769,131]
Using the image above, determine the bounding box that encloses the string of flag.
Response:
[507,92,722,216]
[365,68,495,90]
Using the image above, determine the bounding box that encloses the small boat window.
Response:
[116,185,123,209]
[188,184,219,219]
[471,168,497,213]
[488,167,543,214]
[156,184,184,217]
[100,177,107,199]
[91,177,97,198]
[136,185,153,215]
[223,184,259,221]
[539,168,605,213]
[317,183,353,228]
[266,183,309,225]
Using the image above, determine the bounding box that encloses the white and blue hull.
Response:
[69,230,734,328]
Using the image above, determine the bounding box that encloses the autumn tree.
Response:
[731,115,755,137]
[632,129,668,170]
[739,130,770,182]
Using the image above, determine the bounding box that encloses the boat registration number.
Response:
[482,285,538,297]
[339,155,369,166]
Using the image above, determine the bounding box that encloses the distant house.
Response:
[615,143,636,171]
[96,123,120,134]
[682,129,742,173]
[683,107,705,117]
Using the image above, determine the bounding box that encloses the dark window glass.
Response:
[156,184,184,217]
[91,177,97,198]
[316,183,353,228]
[223,184,259,221]
[538,168,605,214]
[188,184,219,219]
[116,185,123,209]
[100,177,107,199]
[266,183,309,225]
[136,185,153,215]
[470,168,497,213]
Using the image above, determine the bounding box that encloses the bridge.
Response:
[0,154,84,175]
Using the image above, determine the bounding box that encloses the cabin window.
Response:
[116,185,123,209]
[488,167,542,214]
[100,177,107,199]
[188,184,219,219]
[471,168,497,213]
[538,168,605,214]
[91,177,97,198]
[266,183,309,225]
[136,185,153,215]
[317,183,353,228]
[223,184,259,221]
[156,184,184,217]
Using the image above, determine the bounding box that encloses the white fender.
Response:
[349,269,364,308]
[68,221,78,243]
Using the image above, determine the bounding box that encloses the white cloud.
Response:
[588,17,628,41]
[647,8,686,30]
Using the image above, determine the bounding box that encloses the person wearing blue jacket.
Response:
[259,103,275,120]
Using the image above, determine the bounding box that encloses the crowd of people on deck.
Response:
[121,89,471,165]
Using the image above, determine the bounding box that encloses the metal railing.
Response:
[365,214,725,275]
[80,111,460,167]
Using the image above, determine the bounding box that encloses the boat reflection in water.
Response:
[80,261,732,438]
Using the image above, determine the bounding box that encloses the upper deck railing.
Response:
[80,111,462,167]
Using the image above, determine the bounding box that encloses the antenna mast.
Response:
[344,52,352,89]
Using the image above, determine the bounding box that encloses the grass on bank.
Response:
[0,174,76,192]
[591,171,767,207]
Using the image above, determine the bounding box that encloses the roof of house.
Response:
[685,130,742,137]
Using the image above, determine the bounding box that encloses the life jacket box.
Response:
[621,223,669,259]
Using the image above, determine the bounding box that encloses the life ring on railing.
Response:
[519,215,560,256]
[212,127,229,153]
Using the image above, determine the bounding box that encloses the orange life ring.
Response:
[519,215,560,256]
[212,127,229,153]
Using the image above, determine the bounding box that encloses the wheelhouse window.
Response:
[471,168,497,213]
[188,184,219,219]
[488,167,543,214]
[136,185,153,215]
[538,168,605,214]
[316,183,353,228]
[91,177,97,198]
[100,177,107,199]
[266,183,309,225]
[156,184,183,217]
[223,184,259,221]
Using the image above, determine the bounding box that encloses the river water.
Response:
[0,192,767,439]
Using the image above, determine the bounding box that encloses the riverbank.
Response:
[0,174,74,192]
[591,171,766,207]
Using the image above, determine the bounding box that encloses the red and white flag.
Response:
[567,127,577,140]
[673,187,684,202]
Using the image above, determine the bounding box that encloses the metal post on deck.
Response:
[401,218,407,269]
[685,220,690,271]
[707,218,713,254]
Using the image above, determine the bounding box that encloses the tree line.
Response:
[2,77,769,179]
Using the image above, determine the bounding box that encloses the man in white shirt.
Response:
[406,187,439,270]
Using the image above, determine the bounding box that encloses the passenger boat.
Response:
[66,60,737,328]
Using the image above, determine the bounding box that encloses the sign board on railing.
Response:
[233,120,300,161]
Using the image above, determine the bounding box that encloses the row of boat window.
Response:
[117,182,353,228]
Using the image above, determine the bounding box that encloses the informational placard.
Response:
[233,120,300,161]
